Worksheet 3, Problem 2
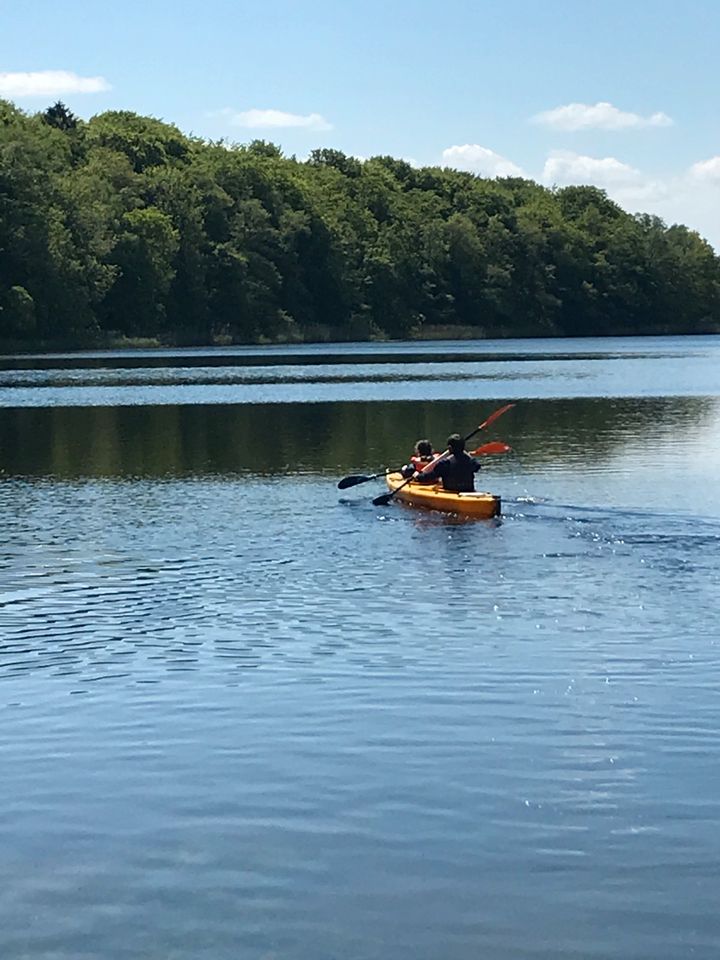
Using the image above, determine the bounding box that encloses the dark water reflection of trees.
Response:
[0,397,716,479]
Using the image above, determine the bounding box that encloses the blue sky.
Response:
[3,0,720,247]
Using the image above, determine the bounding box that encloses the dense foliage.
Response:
[2,99,719,348]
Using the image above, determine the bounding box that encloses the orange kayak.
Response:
[385,472,501,518]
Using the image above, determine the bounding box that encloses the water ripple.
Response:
[2,426,720,958]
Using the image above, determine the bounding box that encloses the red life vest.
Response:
[410,454,436,473]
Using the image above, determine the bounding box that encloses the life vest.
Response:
[410,454,436,473]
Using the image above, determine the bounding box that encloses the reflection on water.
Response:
[1,396,719,485]
[2,338,720,960]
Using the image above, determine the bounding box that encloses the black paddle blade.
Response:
[372,492,394,507]
[337,474,373,490]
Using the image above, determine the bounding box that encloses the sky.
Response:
[2,0,720,247]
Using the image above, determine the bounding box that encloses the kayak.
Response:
[384,472,501,518]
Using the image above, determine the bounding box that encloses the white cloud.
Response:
[542,150,670,206]
[611,179,669,205]
[638,178,720,250]
[0,70,110,97]
[440,144,720,251]
[690,156,720,183]
[217,108,332,131]
[441,144,524,177]
[533,101,672,131]
[542,150,641,186]
[536,151,719,249]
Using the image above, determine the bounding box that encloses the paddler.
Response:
[411,433,481,492]
[400,439,436,478]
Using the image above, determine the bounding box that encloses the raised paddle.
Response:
[372,402,516,508]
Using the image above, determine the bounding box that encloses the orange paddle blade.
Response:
[470,441,512,456]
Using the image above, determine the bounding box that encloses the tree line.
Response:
[1,99,719,349]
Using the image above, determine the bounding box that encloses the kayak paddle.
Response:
[372,402,516,508]
[338,442,510,490]
[469,441,512,456]
[338,470,390,490]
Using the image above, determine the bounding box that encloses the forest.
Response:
[1,99,719,350]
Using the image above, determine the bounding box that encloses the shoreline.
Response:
[2,321,720,356]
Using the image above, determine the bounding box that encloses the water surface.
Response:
[1,336,720,959]
[0,335,717,406]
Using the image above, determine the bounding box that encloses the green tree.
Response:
[42,101,79,131]
[86,111,192,173]
[1,98,719,348]
[102,207,179,335]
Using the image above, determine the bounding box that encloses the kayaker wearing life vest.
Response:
[400,439,436,478]
[412,433,480,493]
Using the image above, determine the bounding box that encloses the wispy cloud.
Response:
[648,178,720,250]
[441,144,524,177]
[216,108,332,131]
[0,70,110,97]
[690,156,720,182]
[542,150,641,186]
[533,101,672,131]
[542,149,672,205]
[611,179,669,205]
[445,144,719,250]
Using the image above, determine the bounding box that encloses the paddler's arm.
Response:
[412,460,446,484]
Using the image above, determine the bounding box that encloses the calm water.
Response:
[1,336,720,959]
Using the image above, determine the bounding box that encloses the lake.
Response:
[1,335,720,960]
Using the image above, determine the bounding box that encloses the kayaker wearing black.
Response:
[412,434,480,492]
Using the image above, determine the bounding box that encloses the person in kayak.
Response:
[411,434,480,492]
[400,439,436,478]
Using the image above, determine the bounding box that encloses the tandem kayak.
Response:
[384,472,501,518]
